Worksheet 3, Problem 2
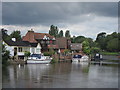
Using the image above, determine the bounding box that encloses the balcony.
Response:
[17,52,24,56]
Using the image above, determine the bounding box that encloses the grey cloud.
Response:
[2,2,118,25]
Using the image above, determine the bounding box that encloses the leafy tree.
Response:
[74,36,85,43]
[1,28,11,41]
[65,30,71,38]
[24,51,31,57]
[49,25,59,37]
[96,32,106,50]
[24,51,31,61]
[58,30,63,37]
[10,30,22,41]
[91,47,101,54]
[111,32,118,38]
[106,38,118,52]
[82,40,91,54]
[71,36,76,43]
[96,32,106,41]
[2,44,10,65]
[64,49,70,55]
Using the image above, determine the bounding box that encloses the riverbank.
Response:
[100,51,119,55]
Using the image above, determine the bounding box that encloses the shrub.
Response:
[24,51,31,57]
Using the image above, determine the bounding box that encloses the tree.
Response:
[96,32,106,50]
[96,32,106,41]
[106,38,118,52]
[2,44,10,65]
[10,30,22,41]
[58,30,63,37]
[73,36,86,43]
[82,40,91,55]
[91,47,101,54]
[49,25,59,37]
[1,28,11,41]
[24,51,31,61]
[65,30,71,38]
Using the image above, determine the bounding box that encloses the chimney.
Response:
[12,38,16,42]
[28,29,34,32]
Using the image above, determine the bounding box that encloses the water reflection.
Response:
[2,62,118,88]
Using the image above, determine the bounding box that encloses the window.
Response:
[18,47,22,52]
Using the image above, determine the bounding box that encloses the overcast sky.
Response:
[1,2,118,39]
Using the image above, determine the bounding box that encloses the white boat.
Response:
[72,54,89,62]
[72,54,82,62]
[27,54,52,64]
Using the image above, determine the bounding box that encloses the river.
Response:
[2,62,118,88]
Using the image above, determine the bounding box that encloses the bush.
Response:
[64,49,70,54]
[2,44,10,66]
[44,52,51,56]
[50,58,57,64]
[24,51,31,57]
[91,47,101,54]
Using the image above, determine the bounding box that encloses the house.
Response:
[56,37,71,53]
[70,43,82,53]
[3,38,41,59]
[22,30,71,53]
[22,29,57,52]
[2,29,72,60]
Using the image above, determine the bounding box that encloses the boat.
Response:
[91,53,103,61]
[27,54,52,64]
[72,54,82,62]
[72,54,89,62]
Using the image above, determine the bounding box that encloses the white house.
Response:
[3,38,42,60]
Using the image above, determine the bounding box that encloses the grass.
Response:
[100,52,119,55]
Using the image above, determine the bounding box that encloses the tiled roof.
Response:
[3,39,37,47]
[34,33,54,40]
[22,30,55,43]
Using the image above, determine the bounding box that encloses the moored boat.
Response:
[27,54,52,64]
[72,54,89,62]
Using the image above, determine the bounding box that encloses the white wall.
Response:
[3,42,14,56]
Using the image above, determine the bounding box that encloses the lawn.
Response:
[100,52,119,55]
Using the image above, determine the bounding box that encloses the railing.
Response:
[17,52,24,56]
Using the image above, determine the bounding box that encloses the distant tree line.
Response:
[95,32,120,52]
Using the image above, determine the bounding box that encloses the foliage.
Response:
[10,30,22,41]
[65,30,71,38]
[58,30,63,37]
[50,58,57,64]
[49,25,59,37]
[82,40,91,55]
[91,47,101,54]
[95,32,120,52]
[64,49,70,54]
[106,38,118,52]
[24,51,31,57]
[2,29,11,41]
[44,48,55,56]
[2,44,10,65]
[96,32,106,50]
[2,28,22,41]
[73,36,86,43]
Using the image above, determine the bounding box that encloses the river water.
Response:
[2,62,118,88]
